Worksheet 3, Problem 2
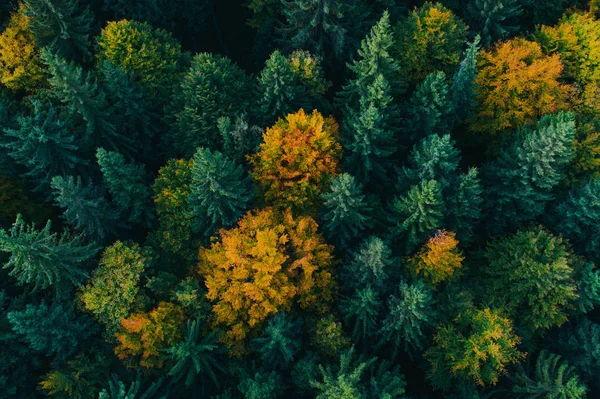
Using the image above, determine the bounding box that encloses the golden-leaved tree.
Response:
[198,207,335,352]
[407,230,464,286]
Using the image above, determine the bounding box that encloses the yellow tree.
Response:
[406,230,464,286]
[471,38,570,136]
[0,3,46,91]
[198,207,335,352]
[249,109,342,214]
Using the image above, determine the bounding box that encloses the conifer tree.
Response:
[0,215,98,293]
[341,236,396,294]
[98,376,166,399]
[574,260,600,314]
[483,112,575,234]
[445,168,483,245]
[4,100,86,194]
[451,36,480,125]
[379,279,438,358]
[321,173,372,248]
[189,147,253,238]
[466,0,522,46]
[51,175,120,241]
[217,115,263,163]
[555,319,600,391]
[367,360,407,398]
[252,313,303,370]
[512,351,587,398]
[340,286,381,342]
[166,319,225,387]
[389,180,444,254]
[403,71,453,141]
[22,0,94,61]
[238,369,286,399]
[96,148,153,227]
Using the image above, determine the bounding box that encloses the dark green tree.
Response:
[170,53,252,157]
[51,175,120,241]
[389,179,444,254]
[574,260,600,314]
[98,376,166,399]
[341,236,396,294]
[512,351,587,398]
[445,168,483,245]
[0,214,98,293]
[252,313,303,370]
[217,115,263,163]
[340,286,381,342]
[366,360,407,398]
[237,369,285,399]
[378,279,438,358]
[554,319,600,391]
[7,300,94,360]
[22,0,94,61]
[189,147,253,238]
[166,319,225,388]
[450,35,480,125]
[321,173,372,248]
[482,112,575,235]
[96,148,153,227]
[466,0,522,46]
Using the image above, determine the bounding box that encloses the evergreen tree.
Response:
[483,112,575,234]
[451,35,480,125]
[166,319,225,388]
[466,0,522,46]
[389,180,444,254]
[252,313,303,370]
[512,351,587,398]
[555,319,600,391]
[51,175,120,241]
[403,71,453,142]
[98,376,166,399]
[445,168,483,245]
[0,214,98,293]
[341,236,396,294]
[189,147,253,238]
[378,279,438,358]
[340,286,381,342]
[22,0,94,61]
[3,100,86,194]
[366,360,407,398]
[238,369,286,399]
[96,148,153,227]
[321,173,372,248]
[217,115,263,163]
[7,300,94,360]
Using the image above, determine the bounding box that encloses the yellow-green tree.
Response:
[198,207,336,352]
[406,230,464,286]
[0,4,45,91]
[249,109,342,214]
[471,37,570,136]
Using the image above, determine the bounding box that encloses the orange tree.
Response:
[198,207,336,352]
[249,109,342,214]
[406,230,464,286]
[470,37,570,136]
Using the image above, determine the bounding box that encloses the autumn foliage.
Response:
[198,207,336,352]
[407,230,464,286]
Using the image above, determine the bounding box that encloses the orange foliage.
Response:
[471,38,570,135]
[249,109,342,214]
[407,230,464,286]
[198,207,335,352]
[114,302,185,368]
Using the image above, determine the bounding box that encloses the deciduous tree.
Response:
[407,230,464,286]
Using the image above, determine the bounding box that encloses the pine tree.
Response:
[340,286,381,342]
[166,319,225,388]
[98,376,166,399]
[217,115,263,163]
[341,236,396,294]
[252,313,303,370]
[3,100,86,194]
[366,360,407,398]
[512,351,587,398]
[321,173,372,248]
[0,214,98,293]
[403,71,453,142]
[22,0,94,61]
[51,175,120,241]
[445,168,483,245]
[189,147,253,238]
[389,180,444,254]
[451,35,480,125]
[378,279,438,358]
[466,0,522,46]
[7,300,94,360]
[96,148,153,227]
[483,112,575,234]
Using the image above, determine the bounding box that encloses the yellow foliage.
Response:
[471,38,570,135]
[198,207,336,353]
[249,109,342,214]
[0,4,45,91]
[407,230,464,286]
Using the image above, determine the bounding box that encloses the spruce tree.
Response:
[189,147,253,238]
[238,369,286,399]
[321,173,372,248]
[555,319,600,391]
[466,0,522,46]
[450,35,480,125]
[7,300,94,360]
[98,376,166,399]
[445,168,483,244]
[96,148,153,227]
[366,360,407,398]
[483,112,575,235]
[217,115,263,163]
[0,214,98,293]
[389,180,444,254]
[341,236,396,294]
[22,0,94,61]
[340,286,381,342]
[252,313,303,370]
[51,175,120,241]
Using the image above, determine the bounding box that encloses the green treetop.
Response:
[466,0,521,46]
[340,285,381,342]
[252,313,303,370]
[451,35,481,125]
